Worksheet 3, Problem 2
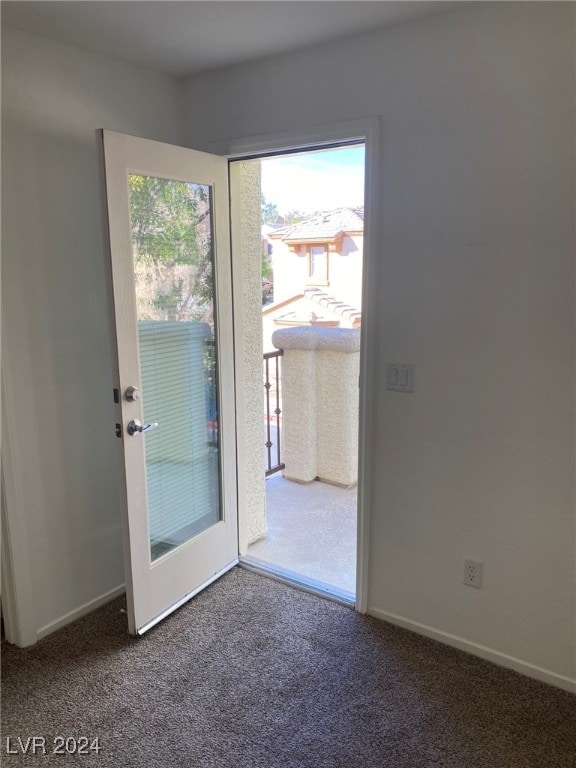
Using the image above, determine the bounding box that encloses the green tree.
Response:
[129,174,213,321]
[261,254,272,279]
[283,209,307,226]
[260,193,307,227]
[261,194,280,225]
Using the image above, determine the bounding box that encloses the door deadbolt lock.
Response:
[125,386,142,402]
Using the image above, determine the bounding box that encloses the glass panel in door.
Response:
[128,174,221,561]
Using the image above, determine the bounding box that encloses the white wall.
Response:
[328,235,363,310]
[182,3,575,686]
[1,27,184,638]
[271,242,308,304]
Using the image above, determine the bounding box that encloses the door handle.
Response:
[127,419,159,436]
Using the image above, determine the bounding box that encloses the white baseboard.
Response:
[369,607,575,695]
[36,585,126,641]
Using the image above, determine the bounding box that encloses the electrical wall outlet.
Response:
[463,559,483,589]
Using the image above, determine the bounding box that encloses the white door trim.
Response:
[1,368,38,646]
[218,117,380,614]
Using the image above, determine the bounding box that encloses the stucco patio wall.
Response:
[230,161,267,546]
[272,327,360,487]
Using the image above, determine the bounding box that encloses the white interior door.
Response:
[100,130,238,635]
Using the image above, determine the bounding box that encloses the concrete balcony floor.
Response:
[246,473,357,598]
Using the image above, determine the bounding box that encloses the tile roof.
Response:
[262,288,361,327]
[271,207,364,242]
[305,288,362,325]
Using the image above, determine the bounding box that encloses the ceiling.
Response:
[1,1,456,78]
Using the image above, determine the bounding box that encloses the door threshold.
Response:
[239,556,355,608]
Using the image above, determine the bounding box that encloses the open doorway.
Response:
[232,143,365,602]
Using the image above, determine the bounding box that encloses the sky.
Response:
[260,145,365,216]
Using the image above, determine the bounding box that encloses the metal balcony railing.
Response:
[263,349,284,476]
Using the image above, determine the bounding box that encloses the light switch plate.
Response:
[386,363,414,392]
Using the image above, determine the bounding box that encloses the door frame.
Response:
[218,117,380,614]
[1,366,38,647]
[1,117,378,646]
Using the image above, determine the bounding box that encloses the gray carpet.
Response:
[1,568,574,767]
